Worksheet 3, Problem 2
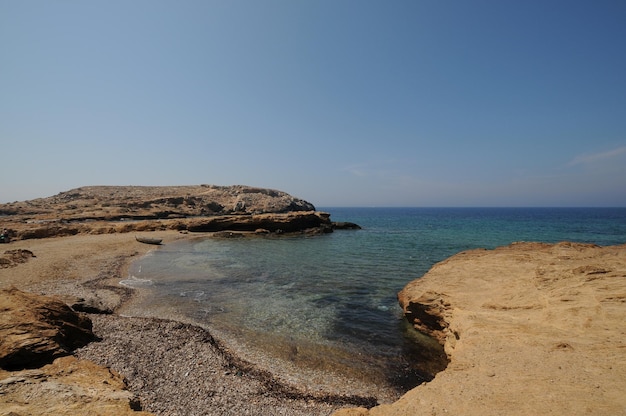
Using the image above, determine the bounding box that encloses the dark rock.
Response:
[70,297,114,315]
[332,222,362,230]
[185,212,331,234]
[212,231,245,238]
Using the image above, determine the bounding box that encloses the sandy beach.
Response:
[0,232,377,415]
[2,232,626,415]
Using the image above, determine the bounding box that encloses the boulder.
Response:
[0,287,95,370]
[0,356,154,416]
[332,221,362,230]
[0,249,35,269]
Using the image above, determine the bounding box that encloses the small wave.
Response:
[198,306,226,315]
[119,276,154,288]
[180,290,206,301]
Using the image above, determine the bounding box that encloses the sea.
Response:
[120,207,626,395]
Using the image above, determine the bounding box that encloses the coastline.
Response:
[338,242,626,416]
[0,232,381,415]
[3,233,626,415]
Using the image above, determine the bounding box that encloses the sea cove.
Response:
[121,207,626,398]
[2,192,626,415]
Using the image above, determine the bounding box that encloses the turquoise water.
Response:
[125,207,626,391]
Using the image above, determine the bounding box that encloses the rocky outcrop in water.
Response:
[184,211,332,233]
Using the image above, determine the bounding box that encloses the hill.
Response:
[0,185,344,240]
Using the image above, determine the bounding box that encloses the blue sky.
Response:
[1,1,625,206]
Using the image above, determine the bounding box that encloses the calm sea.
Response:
[122,208,626,393]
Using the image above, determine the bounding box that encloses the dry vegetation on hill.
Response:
[0,185,345,241]
[0,185,315,220]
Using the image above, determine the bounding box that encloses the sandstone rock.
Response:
[333,408,369,416]
[0,356,154,416]
[0,249,35,269]
[399,290,451,346]
[0,287,95,369]
[1,184,315,223]
[0,185,334,240]
[337,242,626,415]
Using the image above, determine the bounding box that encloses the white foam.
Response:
[119,275,154,287]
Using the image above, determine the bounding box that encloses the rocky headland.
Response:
[0,185,359,241]
[1,187,625,415]
[1,185,370,415]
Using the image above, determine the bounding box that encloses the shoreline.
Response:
[338,241,626,415]
[3,233,625,415]
[0,232,388,414]
[115,237,434,404]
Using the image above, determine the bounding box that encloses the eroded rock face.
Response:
[0,287,95,370]
[399,290,452,346]
[0,356,153,416]
[0,289,153,415]
[338,242,626,416]
[184,211,332,233]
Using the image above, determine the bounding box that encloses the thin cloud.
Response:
[568,146,626,167]
[343,164,369,177]
[343,160,400,177]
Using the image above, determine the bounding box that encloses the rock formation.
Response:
[0,249,35,268]
[0,287,95,370]
[184,211,332,233]
[0,356,153,416]
[0,288,153,415]
[0,185,342,240]
[0,185,315,220]
[335,242,626,415]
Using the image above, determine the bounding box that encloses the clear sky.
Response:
[1,1,625,207]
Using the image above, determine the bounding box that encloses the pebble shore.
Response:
[75,314,378,416]
[1,233,398,415]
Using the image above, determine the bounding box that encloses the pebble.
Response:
[75,314,375,415]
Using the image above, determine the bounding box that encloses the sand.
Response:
[2,235,626,415]
[0,232,376,415]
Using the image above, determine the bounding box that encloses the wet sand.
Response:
[0,232,385,415]
[5,234,625,415]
